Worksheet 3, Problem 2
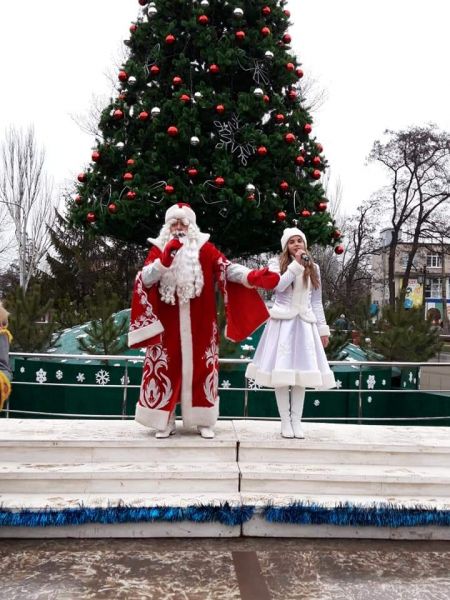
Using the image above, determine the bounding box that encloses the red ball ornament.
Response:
[284,9,291,17]
[312,156,321,167]
[127,191,137,200]
[288,89,298,101]
[215,104,225,114]
[167,126,179,137]
[126,158,135,166]
[333,230,342,239]
[198,14,209,25]
[91,151,100,162]
[74,195,83,204]
[282,33,292,44]
[334,245,344,255]
[172,76,183,86]
[247,193,256,201]
[316,202,328,212]
[303,123,312,134]
[300,209,311,218]
[296,68,304,79]
[130,24,138,33]
[86,212,96,223]
[284,133,296,144]
[257,146,268,156]
[187,167,199,178]
[164,184,175,194]
[277,211,286,222]
[263,94,270,103]
[209,64,220,74]
[214,176,225,187]
[286,62,295,71]
[180,93,191,103]
[280,181,289,192]
[150,65,160,76]
[275,113,285,123]
[138,0,148,5]
[118,93,127,101]
[295,155,305,167]
[138,111,149,121]
[108,203,118,214]
[261,26,271,37]
[262,6,271,16]
[312,169,321,180]
[118,70,128,82]
[316,142,324,153]
[113,109,124,120]
[77,173,87,183]
[165,34,176,44]
[123,172,134,181]
[235,30,246,41]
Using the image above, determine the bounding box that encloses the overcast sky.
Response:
[1,0,449,217]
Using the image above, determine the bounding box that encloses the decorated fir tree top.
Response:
[69,0,343,257]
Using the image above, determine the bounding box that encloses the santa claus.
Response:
[129,203,279,438]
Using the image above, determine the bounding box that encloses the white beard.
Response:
[159,235,204,305]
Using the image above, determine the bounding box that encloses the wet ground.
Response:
[1,537,449,599]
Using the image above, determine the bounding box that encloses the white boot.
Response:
[291,386,305,439]
[275,387,294,438]
[197,426,215,439]
[155,412,176,439]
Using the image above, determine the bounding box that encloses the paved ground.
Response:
[1,537,449,599]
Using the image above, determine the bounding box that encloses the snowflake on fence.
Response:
[366,375,376,390]
[35,368,47,384]
[354,379,360,387]
[20,367,25,373]
[214,114,256,165]
[335,379,342,389]
[248,378,261,390]
[55,370,63,380]
[382,379,386,386]
[314,399,320,407]
[120,375,130,386]
[76,373,86,383]
[95,369,110,386]
[408,371,413,382]
[220,380,231,389]
[367,396,373,403]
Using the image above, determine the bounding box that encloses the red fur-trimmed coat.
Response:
[129,235,268,430]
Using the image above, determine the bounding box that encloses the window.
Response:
[400,253,409,268]
[425,278,442,298]
[426,254,442,268]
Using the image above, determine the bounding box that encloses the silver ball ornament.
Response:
[194,91,203,100]
[265,51,274,60]
[127,76,137,85]
[253,88,264,97]
[233,8,244,18]
[190,136,200,146]
[245,183,256,193]
[151,106,161,117]
[200,0,209,7]
[148,6,158,17]
[116,142,125,149]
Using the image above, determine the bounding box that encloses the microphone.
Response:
[301,253,310,262]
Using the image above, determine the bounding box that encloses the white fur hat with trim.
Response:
[280,227,308,250]
[165,202,196,225]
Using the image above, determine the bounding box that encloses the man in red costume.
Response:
[129,203,278,438]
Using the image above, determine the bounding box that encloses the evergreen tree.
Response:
[371,307,443,361]
[68,0,342,257]
[78,282,128,355]
[6,284,59,352]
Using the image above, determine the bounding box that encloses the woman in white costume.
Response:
[245,227,336,438]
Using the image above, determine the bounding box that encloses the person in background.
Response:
[0,301,13,412]
[246,227,336,439]
[334,313,348,330]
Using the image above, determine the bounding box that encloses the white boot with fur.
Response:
[155,411,176,439]
[290,386,305,439]
[275,387,294,438]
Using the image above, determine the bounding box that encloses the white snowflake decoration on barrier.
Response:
[367,396,373,403]
[314,399,320,407]
[335,379,342,389]
[382,379,386,386]
[248,378,261,390]
[20,367,25,373]
[55,370,63,380]
[120,375,130,386]
[409,371,414,382]
[366,375,376,390]
[220,380,231,389]
[95,369,110,386]
[76,373,86,383]
[35,368,47,384]
[214,114,256,165]
[354,380,360,387]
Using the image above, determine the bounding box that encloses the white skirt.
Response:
[245,317,336,389]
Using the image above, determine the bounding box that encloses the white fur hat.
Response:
[165,202,196,225]
[281,227,308,250]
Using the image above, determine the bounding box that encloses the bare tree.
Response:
[0,127,55,291]
[368,125,450,307]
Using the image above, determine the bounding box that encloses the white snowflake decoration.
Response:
[314,399,320,407]
[220,380,231,389]
[240,344,255,352]
[120,375,130,386]
[35,368,47,384]
[95,369,110,386]
[335,379,342,389]
[413,378,417,384]
[409,371,414,382]
[354,380,360,387]
[20,367,25,373]
[382,379,386,386]
[366,375,376,390]
[403,381,407,387]
[367,396,373,403]
[248,378,261,390]
[55,370,63,381]
[214,114,256,165]
[76,373,86,383]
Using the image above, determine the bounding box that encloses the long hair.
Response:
[0,301,9,327]
[279,246,320,290]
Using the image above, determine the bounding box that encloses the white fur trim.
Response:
[186,404,219,427]
[318,324,331,337]
[281,227,308,250]
[165,203,196,225]
[148,231,210,252]
[288,261,304,275]
[178,301,195,427]
[246,364,336,390]
[135,402,171,430]
[128,320,164,347]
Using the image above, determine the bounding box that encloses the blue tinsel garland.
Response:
[0,502,255,528]
[263,501,450,528]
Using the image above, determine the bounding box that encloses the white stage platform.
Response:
[0,419,449,538]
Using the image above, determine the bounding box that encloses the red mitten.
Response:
[247,267,280,290]
[161,238,183,267]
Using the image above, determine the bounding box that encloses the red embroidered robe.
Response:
[129,236,269,430]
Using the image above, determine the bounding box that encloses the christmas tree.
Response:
[69,0,343,257]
